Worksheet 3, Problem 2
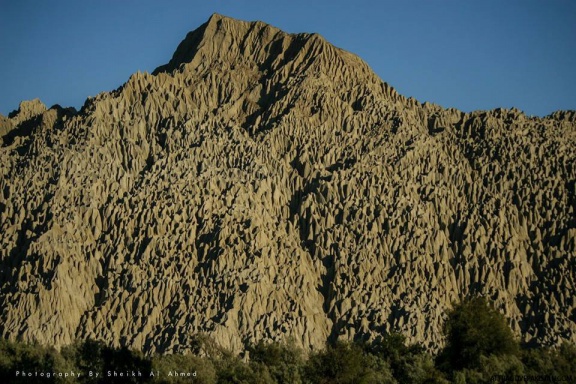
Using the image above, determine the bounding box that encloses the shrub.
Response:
[216,356,274,384]
[0,338,74,383]
[438,297,519,371]
[554,342,576,376]
[452,354,524,384]
[62,339,152,383]
[303,341,395,384]
[247,340,304,384]
[521,347,556,376]
[364,334,447,384]
[151,353,216,384]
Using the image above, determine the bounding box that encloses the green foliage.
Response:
[520,347,556,376]
[521,342,576,378]
[438,297,519,371]
[0,338,74,383]
[453,354,525,384]
[61,339,104,383]
[0,308,574,384]
[62,339,152,383]
[247,340,304,384]
[100,345,152,383]
[216,355,274,384]
[555,342,576,376]
[406,354,450,384]
[303,341,395,384]
[150,353,216,384]
[190,333,231,360]
[363,334,448,384]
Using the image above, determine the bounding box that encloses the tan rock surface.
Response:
[1,14,575,354]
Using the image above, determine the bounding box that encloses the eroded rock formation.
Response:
[1,14,575,354]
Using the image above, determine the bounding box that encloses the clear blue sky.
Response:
[1,0,575,117]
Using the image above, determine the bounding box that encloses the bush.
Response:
[61,339,104,383]
[216,356,274,384]
[406,354,450,384]
[0,338,74,383]
[555,342,576,376]
[521,347,556,376]
[0,324,573,384]
[438,297,519,371]
[303,341,395,384]
[151,353,216,384]
[62,339,152,383]
[364,334,447,384]
[247,340,304,384]
[454,354,524,384]
[523,342,576,378]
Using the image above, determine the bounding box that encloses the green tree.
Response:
[61,339,104,383]
[62,339,152,384]
[521,347,555,376]
[363,334,447,384]
[0,338,75,384]
[247,340,304,384]
[216,356,274,384]
[453,354,524,384]
[438,297,519,371]
[554,342,576,377]
[303,341,395,384]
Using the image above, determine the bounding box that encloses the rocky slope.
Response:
[1,14,575,354]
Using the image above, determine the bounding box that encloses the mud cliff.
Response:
[1,14,575,354]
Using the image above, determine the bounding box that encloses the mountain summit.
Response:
[0,15,575,354]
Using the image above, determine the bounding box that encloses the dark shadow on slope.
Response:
[1,115,42,149]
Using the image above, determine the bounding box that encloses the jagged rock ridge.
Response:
[1,14,575,354]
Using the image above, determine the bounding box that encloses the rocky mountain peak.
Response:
[8,98,46,122]
[154,13,286,74]
[153,14,382,90]
[0,15,575,355]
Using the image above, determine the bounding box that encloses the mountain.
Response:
[0,14,575,355]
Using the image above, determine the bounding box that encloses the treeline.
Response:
[1,298,574,383]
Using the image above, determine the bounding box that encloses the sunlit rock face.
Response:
[1,14,575,354]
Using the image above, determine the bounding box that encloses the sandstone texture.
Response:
[1,14,575,354]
